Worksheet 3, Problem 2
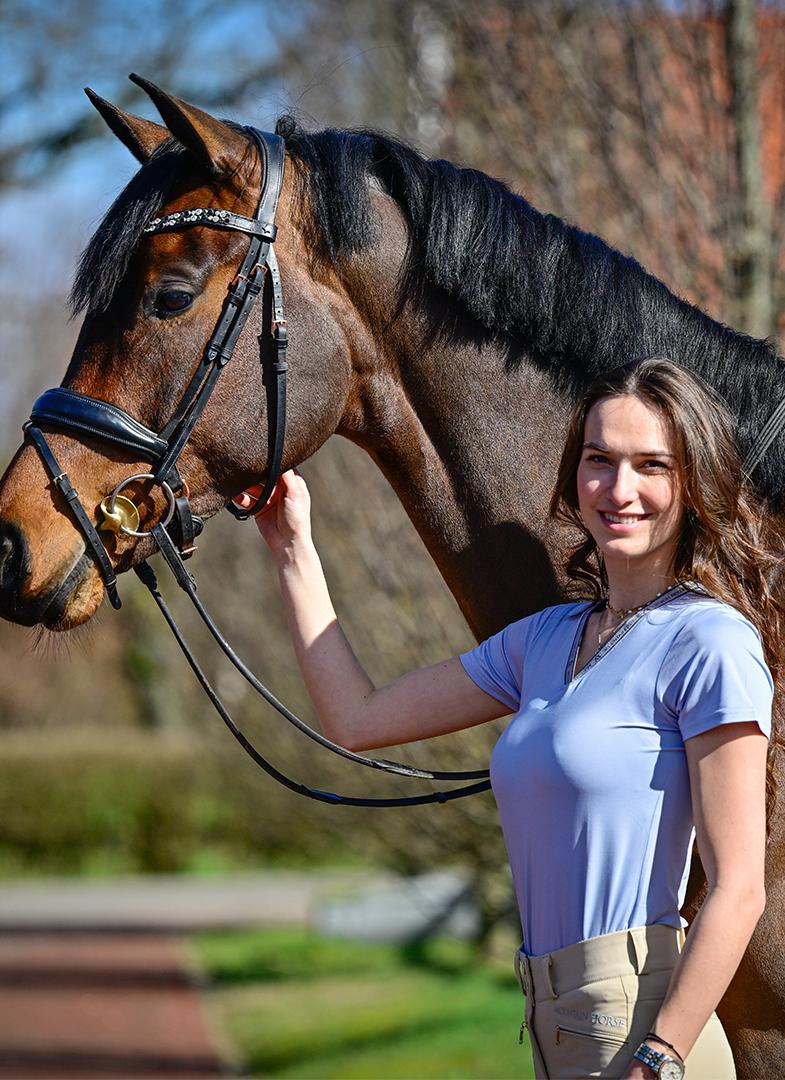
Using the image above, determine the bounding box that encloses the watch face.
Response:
[660,1060,685,1080]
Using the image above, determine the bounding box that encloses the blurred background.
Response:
[0,1,783,1077]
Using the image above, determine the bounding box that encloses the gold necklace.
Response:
[605,581,680,621]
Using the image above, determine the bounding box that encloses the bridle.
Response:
[26,128,289,604]
[21,127,493,808]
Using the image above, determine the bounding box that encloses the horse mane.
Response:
[70,119,785,507]
[277,119,784,507]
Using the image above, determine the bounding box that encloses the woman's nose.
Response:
[606,463,637,505]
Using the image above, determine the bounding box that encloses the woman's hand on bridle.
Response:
[232,468,313,559]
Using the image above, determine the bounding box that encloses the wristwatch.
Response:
[633,1041,685,1079]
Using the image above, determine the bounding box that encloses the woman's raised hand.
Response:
[233,468,507,752]
[232,469,312,559]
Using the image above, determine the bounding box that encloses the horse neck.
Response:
[326,197,784,641]
[338,302,569,641]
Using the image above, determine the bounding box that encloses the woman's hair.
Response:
[550,356,784,735]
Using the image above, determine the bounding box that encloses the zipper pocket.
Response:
[556,1024,627,1047]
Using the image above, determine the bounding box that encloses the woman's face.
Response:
[577,394,684,579]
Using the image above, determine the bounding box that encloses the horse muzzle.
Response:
[0,518,97,629]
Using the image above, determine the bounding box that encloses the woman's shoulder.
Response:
[491,599,591,634]
[473,599,592,656]
[662,587,764,647]
[516,598,594,636]
[655,590,773,737]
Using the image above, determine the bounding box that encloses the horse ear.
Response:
[84,88,169,164]
[128,73,251,177]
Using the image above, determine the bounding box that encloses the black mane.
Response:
[278,120,784,507]
[71,120,784,508]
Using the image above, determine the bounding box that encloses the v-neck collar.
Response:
[564,581,702,685]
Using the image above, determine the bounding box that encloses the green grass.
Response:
[193,929,536,1079]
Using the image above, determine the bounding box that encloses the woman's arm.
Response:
[623,720,768,1078]
[234,471,509,751]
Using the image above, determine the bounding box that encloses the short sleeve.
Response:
[658,607,774,741]
[459,615,534,712]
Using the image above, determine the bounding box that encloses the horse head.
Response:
[0,77,387,630]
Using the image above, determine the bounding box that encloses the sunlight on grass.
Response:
[194,929,535,1079]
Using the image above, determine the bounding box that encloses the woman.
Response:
[233,358,779,1079]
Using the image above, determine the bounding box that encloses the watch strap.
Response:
[633,1041,685,1078]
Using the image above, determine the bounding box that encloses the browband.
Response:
[144,207,277,239]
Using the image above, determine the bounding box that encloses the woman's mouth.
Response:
[599,511,650,530]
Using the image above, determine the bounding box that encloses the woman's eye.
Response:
[642,460,668,471]
[155,290,194,316]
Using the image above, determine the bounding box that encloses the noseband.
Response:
[21,127,493,809]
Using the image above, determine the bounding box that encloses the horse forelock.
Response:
[70,137,191,317]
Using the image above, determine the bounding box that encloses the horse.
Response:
[0,76,783,1075]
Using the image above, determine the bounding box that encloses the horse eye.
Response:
[156,290,194,316]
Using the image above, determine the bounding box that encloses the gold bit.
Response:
[98,495,141,535]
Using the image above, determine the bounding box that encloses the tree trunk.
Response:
[725,0,774,338]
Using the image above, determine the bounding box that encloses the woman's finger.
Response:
[253,477,288,516]
[231,482,264,509]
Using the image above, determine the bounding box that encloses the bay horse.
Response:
[0,77,783,1075]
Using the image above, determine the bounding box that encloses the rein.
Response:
[21,127,492,808]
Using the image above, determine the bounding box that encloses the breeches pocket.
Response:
[539,975,632,1078]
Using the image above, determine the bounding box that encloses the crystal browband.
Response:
[144,207,277,239]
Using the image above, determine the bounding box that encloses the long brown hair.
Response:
[549,356,784,696]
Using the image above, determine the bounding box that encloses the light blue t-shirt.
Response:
[460,584,773,957]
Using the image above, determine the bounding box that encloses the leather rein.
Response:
[21,127,493,808]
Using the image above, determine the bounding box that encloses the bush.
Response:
[0,729,361,877]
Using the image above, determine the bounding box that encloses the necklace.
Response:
[605,581,681,621]
[598,580,683,646]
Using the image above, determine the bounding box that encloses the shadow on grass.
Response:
[197,929,532,1079]
[198,929,485,987]
[240,979,519,1075]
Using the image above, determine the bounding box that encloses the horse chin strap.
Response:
[21,127,493,808]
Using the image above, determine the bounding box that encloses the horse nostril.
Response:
[0,522,31,596]
[0,536,12,573]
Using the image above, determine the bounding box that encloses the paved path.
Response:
[0,933,230,1079]
[0,870,374,934]
[0,871,376,1079]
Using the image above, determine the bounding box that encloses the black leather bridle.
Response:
[26,129,289,606]
[21,128,493,808]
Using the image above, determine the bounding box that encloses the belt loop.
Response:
[514,948,528,995]
[533,952,557,1000]
[629,927,648,974]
